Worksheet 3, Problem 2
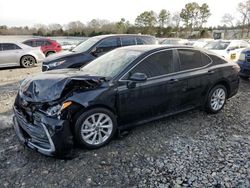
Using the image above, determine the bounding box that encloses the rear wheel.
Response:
[74,108,117,149]
[205,85,227,114]
[20,55,36,68]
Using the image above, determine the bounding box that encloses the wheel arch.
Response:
[202,79,231,108]
[45,51,56,56]
[210,80,231,98]
[68,101,117,125]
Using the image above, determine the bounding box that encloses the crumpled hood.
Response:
[19,69,104,103]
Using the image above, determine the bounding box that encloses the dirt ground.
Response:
[0,65,249,187]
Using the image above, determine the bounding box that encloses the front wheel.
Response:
[205,85,227,114]
[74,108,117,149]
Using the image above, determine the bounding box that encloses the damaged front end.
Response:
[13,71,105,156]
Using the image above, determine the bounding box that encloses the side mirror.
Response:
[127,73,147,89]
[129,72,147,82]
[91,47,103,57]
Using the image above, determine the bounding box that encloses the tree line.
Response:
[0,0,249,38]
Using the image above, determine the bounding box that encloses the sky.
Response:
[0,0,243,27]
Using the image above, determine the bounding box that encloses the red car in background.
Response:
[22,38,62,57]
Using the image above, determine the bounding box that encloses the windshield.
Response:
[71,37,100,52]
[205,41,230,50]
[80,49,143,78]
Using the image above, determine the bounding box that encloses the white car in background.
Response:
[60,41,77,51]
[160,38,188,45]
[193,38,214,48]
[204,40,250,62]
[0,42,45,68]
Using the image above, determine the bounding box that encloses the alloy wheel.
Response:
[80,113,113,145]
[210,88,226,111]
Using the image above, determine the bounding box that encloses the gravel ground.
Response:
[0,66,249,187]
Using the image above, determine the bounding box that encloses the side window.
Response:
[35,40,45,47]
[139,37,156,44]
[130,50,174,78]
[178,49,203,71]
[2,43,17,51]
[44,40,52,45]
[96,37,120,53]
[121,37,136,46]
[136,37,144,45]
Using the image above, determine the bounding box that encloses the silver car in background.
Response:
[0,42,45,68]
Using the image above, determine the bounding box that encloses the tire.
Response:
[46,51,55,57]
[20,55,36,68]
[74,108,117,149]
[205,85,227,114]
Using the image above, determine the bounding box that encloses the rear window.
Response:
[210,55,228,64]
[201,53,212,66]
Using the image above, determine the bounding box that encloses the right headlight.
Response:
[48,60,66,68]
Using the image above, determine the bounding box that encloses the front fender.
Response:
[67,87,116,112]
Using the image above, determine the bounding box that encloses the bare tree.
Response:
[237,0,250,37]
[221,13,235,27]
[172,12,181,37]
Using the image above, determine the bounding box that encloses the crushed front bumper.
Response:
[13,107,73,157]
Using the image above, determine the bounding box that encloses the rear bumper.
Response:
[13,107,73,157]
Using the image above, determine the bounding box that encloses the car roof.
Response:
[91,34,155,40]
[23,38,53,42]
[117,44,193,52]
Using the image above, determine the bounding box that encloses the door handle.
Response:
[207,70,215,75]
[169,78,179,84]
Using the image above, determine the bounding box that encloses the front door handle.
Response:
[169,78,179,84]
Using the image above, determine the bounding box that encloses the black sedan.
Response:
[13,45,240,157]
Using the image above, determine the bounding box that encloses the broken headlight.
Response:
[46,101,72,116]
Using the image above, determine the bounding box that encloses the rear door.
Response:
[0,43,21,66]
[176,48,213,108]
